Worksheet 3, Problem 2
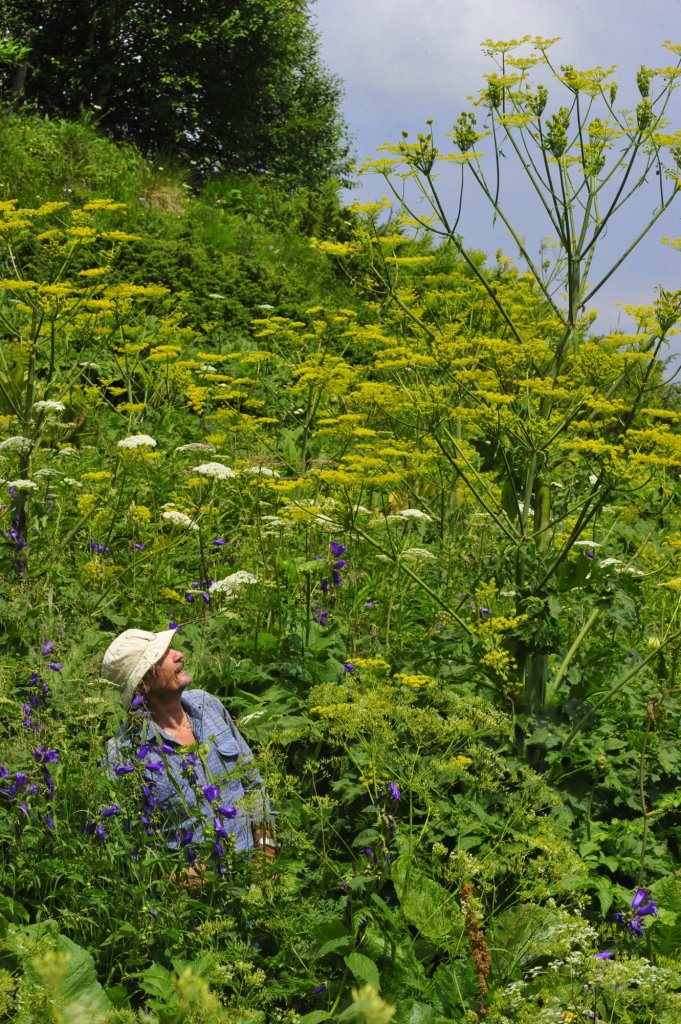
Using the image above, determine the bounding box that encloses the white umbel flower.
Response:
[401,547,436,562]
[175,442,216,454]
[209,571,258,598]
[398,508,432,521]
[33,400,66,413]
[117,434,157,449]
[192,462,237,479]
[0,436,32,452]
[8,479,38,490]
[244,465,280,478]
[574,540,601,548]
[162,510,198,530]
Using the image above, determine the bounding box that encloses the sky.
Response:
[312,0,681,363]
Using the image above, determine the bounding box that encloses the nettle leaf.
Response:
[650,876,681,956]
[397,1001,436,1024]
[391,857,465,943]
[137,961,175,999]
[344,950,380,990]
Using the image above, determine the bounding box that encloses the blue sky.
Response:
[313,0,681,363]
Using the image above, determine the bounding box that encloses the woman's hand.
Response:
[252,828,277,863]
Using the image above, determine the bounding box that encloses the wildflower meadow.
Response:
[0,33,680,1024]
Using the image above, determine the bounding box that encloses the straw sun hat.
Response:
[101,628,177,707]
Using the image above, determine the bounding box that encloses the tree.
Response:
[0,0,351,189]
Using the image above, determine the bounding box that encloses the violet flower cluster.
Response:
[2,641,61,829]
[615,887,658,938]
[85,694,167,842]
[315,539,347,627]
[597,887,658,960]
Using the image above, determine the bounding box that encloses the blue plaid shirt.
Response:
[106,689,272,852]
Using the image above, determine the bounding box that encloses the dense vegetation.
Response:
[0,35,680,1024]
[0,0,351,187]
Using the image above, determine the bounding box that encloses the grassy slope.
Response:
[0,111,360,335]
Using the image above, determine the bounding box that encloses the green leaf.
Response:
[296,559,327,574]
[255,631,279,649]
[344,951,380,990]
[597,885,614,917]
[299,1012,333,1024]
[6,922,112,1013]
[137,961,175,998]
[371,892,399,927]
[315,935,354,959]
[401,1001,436,1024]
[0,895,28,925]
[391,857,465,944]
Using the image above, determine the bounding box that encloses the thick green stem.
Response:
[637,705,656,888]
[545,607,599,705]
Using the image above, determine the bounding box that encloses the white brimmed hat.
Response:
[101,628,176,707]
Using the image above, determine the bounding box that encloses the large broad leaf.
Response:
[490,904,568,978]
[395,1001,436,1024]
[344,950,380,990]
[650,876,681,957]
[137,960,175,999]
[391,857,465,944]
[6,920,112,1014]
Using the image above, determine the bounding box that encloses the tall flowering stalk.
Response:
[327,40,681,711]
[460,884,491,1017]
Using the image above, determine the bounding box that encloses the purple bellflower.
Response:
[33,746,59,764]
[631,888,658,916]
